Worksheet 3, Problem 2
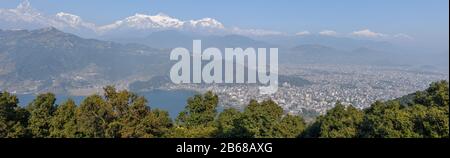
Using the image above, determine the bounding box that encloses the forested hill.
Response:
[0,80,448,138]
[0,28,169,94]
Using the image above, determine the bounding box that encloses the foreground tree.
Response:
[276,114,306,138]
[408,105,449,138]
[177,91,219,127]
[359,101,418,138]
[27,93,56,138]
[50,99,77,138]
[215,108,243,138]
[0,92,29,138]
[237,100,284,138]
[414,80,449,107]
[303,102,364,138]
[76,95,113,138]
[0,92,18,137]
[117,96,173,138]
[360,81,449,138]
[172,91,219,138]
[1,81,447,138]
[215,99,306,138]
[136,109,173,138]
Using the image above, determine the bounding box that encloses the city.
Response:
[160,64,448,118]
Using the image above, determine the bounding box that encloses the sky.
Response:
[0,0,449,50]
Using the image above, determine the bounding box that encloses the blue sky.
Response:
[1,0,449,49]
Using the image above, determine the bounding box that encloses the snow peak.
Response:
[176,142,210,155]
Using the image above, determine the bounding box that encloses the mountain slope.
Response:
[282,44,398,65]
[111,30,276,49]
[0,28,169,94]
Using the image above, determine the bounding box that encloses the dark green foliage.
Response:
[76,95,112,138]
[216,108,242,138]
[0,80,448,138]
[176,91,218,127]
[359,81,449,138]
[303,102,364,138]
[303,81,449,138]
[171,91,219,138]
[414,80,449,107]
[27,93,56,138]
[359,101,418,138]
[408,105,449,138]
[0,92,19,121]
[215,100,306,138]
[138,109,173,138]
[50,99,77,138]
[276,115,306,138]
[0,91,29,138]
[238,100,284,138]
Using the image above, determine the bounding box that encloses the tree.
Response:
[409,105,449,138]
[50,99,77,138]
[134,109,173,138]
[414,80,449,107]
[104,86,136,119]
[118,96,151,138]
[27,93,56,138]
[101,86,150,138]
[7,107,30,138]
[276,115,306,138]
[0,91,20,137]
[177,91,219,127]
[1,81,448,138]
[303,102,363,138]
[172,91,219,138]
[102,86,174,138]
[76,95,113,138]
[237,100,284,138]
[216,108,242,138]
[168,125,217,138]
[359,101,418,138]
[0,92,19,121]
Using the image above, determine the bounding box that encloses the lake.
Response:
[16,90,198,118]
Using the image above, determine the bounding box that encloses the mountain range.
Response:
[0,0,426,53]
[1,1,448,95]
[0,0,280,38]
[1,27,447,95]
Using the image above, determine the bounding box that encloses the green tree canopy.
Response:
[27,93,56,138]
[276,114,306,138]
[0,92,29,138]
[176,91,218,127]
[0,81,447,138]
[76,95,112,138]
[237,100,284,138]
[303,102,364,138]
[216,108,243,138]
[50,99,77,138]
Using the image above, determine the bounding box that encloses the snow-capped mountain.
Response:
[187,18,225,29]
[1,0,275,37]
[0,0,53,29]
[97,13,227,36]
[55,12,96,30]
[98,13,185,32]
[0,1,97,37]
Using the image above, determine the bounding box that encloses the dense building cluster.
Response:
[163,64,448,117]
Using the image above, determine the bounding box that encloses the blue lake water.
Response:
[16,90,198,118]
